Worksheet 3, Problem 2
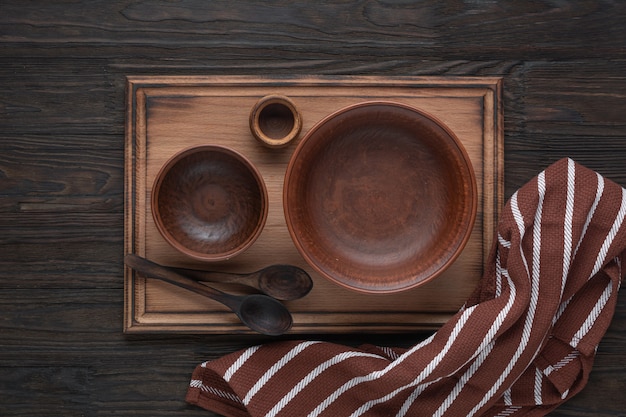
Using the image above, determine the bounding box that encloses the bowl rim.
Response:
[151,144,269,262]
[283,100,478,293]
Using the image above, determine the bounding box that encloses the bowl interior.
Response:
[284,102,476,293]
[153,146,267,261]
[258,102,295,139]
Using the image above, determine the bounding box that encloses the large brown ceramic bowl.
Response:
[152,145,268,262]
[284,101,477,293]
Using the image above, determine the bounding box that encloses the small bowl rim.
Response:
[283,100,478,293]
[151,144,269,262]
[249,94,303,148]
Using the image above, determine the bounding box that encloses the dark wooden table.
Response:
[1,2,625,416]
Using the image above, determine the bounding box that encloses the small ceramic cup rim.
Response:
[249,95,303,148]
[151,144,269,262]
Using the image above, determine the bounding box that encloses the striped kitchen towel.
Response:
[186,158,626,417]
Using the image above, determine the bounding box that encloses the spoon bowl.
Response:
[256,265,312,301]
[124,254,293,336]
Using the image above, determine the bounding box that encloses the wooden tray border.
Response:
[124,75,503,334]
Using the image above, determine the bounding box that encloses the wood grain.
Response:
[1,0,625,415]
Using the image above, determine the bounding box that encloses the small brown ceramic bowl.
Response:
[151,145,268,262]
[284,101,477,293]
[249,95,302,148]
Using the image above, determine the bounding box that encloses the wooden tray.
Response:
[124,76,503,334]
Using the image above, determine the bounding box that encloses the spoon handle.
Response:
[168,266,257,288]
[124,254,239,310]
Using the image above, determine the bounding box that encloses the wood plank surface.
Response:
[1,1,625,415]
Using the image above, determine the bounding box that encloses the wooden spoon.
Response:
[124,254,293,336]
[169,264,313,301]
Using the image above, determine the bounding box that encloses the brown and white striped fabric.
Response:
[186,158,626,417]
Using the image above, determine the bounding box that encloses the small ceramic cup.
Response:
[249,95,302,148]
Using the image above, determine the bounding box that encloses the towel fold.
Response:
[186,158,625,417]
